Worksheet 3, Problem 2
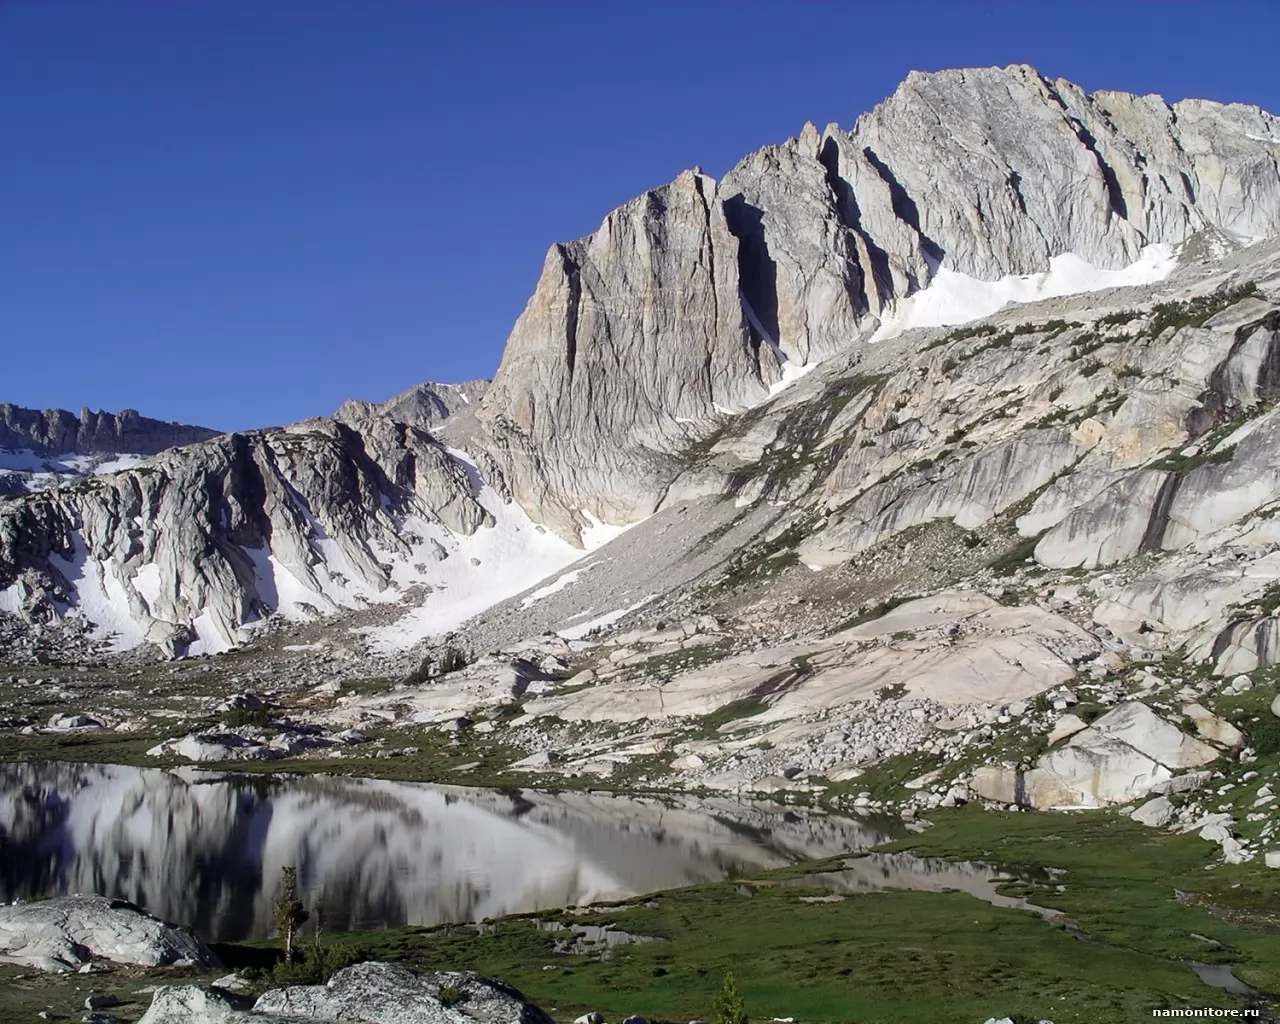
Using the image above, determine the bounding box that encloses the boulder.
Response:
[255,962,553,1024]
[142,962,554,1024]
[1181,703,1245,749]
[976,703,1220,809]
[1046,714,1088,745]
[1086,703,1219,770]
[1272,692,1280,720]
[1130,796,1175,827]
[508,750,560,769]
[138,985,243,1024]
[147,733,276,763]
[0,896,220,973]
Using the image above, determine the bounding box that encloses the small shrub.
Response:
[1251,723,1280,757]
[271,941,364,986]
[988,533,1045,576]
[224,706,271,729]
[438,984,467,1008]
[1098,308,1140,327]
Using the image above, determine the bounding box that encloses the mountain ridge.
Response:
[3,63,1280,659]
[0,402,220,458]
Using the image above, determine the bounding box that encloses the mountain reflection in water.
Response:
[0,762,886,941]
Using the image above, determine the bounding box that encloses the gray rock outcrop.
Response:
[971,703,1219,810]
[139,962,554,1024]
[0,403,219,457]
[336,380,489,432]
[0,895,220,973]
[0,416,495,656]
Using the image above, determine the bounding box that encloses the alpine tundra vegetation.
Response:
[4,64,1280,1023]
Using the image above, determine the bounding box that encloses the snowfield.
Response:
[871,244,1177,341]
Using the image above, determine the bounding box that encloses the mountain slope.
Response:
[3,64,1280,659]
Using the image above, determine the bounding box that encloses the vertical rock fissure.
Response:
[817,136,882,317]
[559,246,582,379]
[860,145,945,263]
[1190,311,1280,433]
[1138,472,1182,553]
[1065,117,1129,221]
[722,194,780,352]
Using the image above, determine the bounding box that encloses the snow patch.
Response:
[186,612,230,657]
[767,359,819,398]
[360,454,641,654]
[871,245,1177,341]
[579,509,635,548]
[131,564,163,613]
[48,538,147,652]
[0,449,149,492]
[521,564,596,610]
[0,583,21,615]
[557,595,658,641]
[94,454,147,474]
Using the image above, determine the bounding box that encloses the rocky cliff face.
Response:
[478,65,1280,533]
[0,404,222,497]
[3,64,1280,659]
[0,415,502,656]
[0,403,219,457]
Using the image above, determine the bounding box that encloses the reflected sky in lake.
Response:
[0,762,886,941]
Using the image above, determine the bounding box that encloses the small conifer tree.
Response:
[273,865,310,960]
[713,970,747,1024]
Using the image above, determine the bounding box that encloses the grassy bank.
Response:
[270,810,1279,1024]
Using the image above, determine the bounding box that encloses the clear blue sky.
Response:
[4,1,1279,432]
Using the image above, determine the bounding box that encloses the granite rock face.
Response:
[336,380,489,433]
[0,417,494,656]
[479,64,1280,531]
[0,403,219,457]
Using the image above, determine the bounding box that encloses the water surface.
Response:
[0,761,886,941]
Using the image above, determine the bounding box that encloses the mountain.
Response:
[2,63,1280,661]
[478,65,1280,535]
[0,403,220,497]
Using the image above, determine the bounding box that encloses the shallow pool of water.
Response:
[781,853,1061,920]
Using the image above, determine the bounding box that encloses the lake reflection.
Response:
[0,762,886,941]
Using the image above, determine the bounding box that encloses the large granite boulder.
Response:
[0,895,220,973]
[972,703,1219,810]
